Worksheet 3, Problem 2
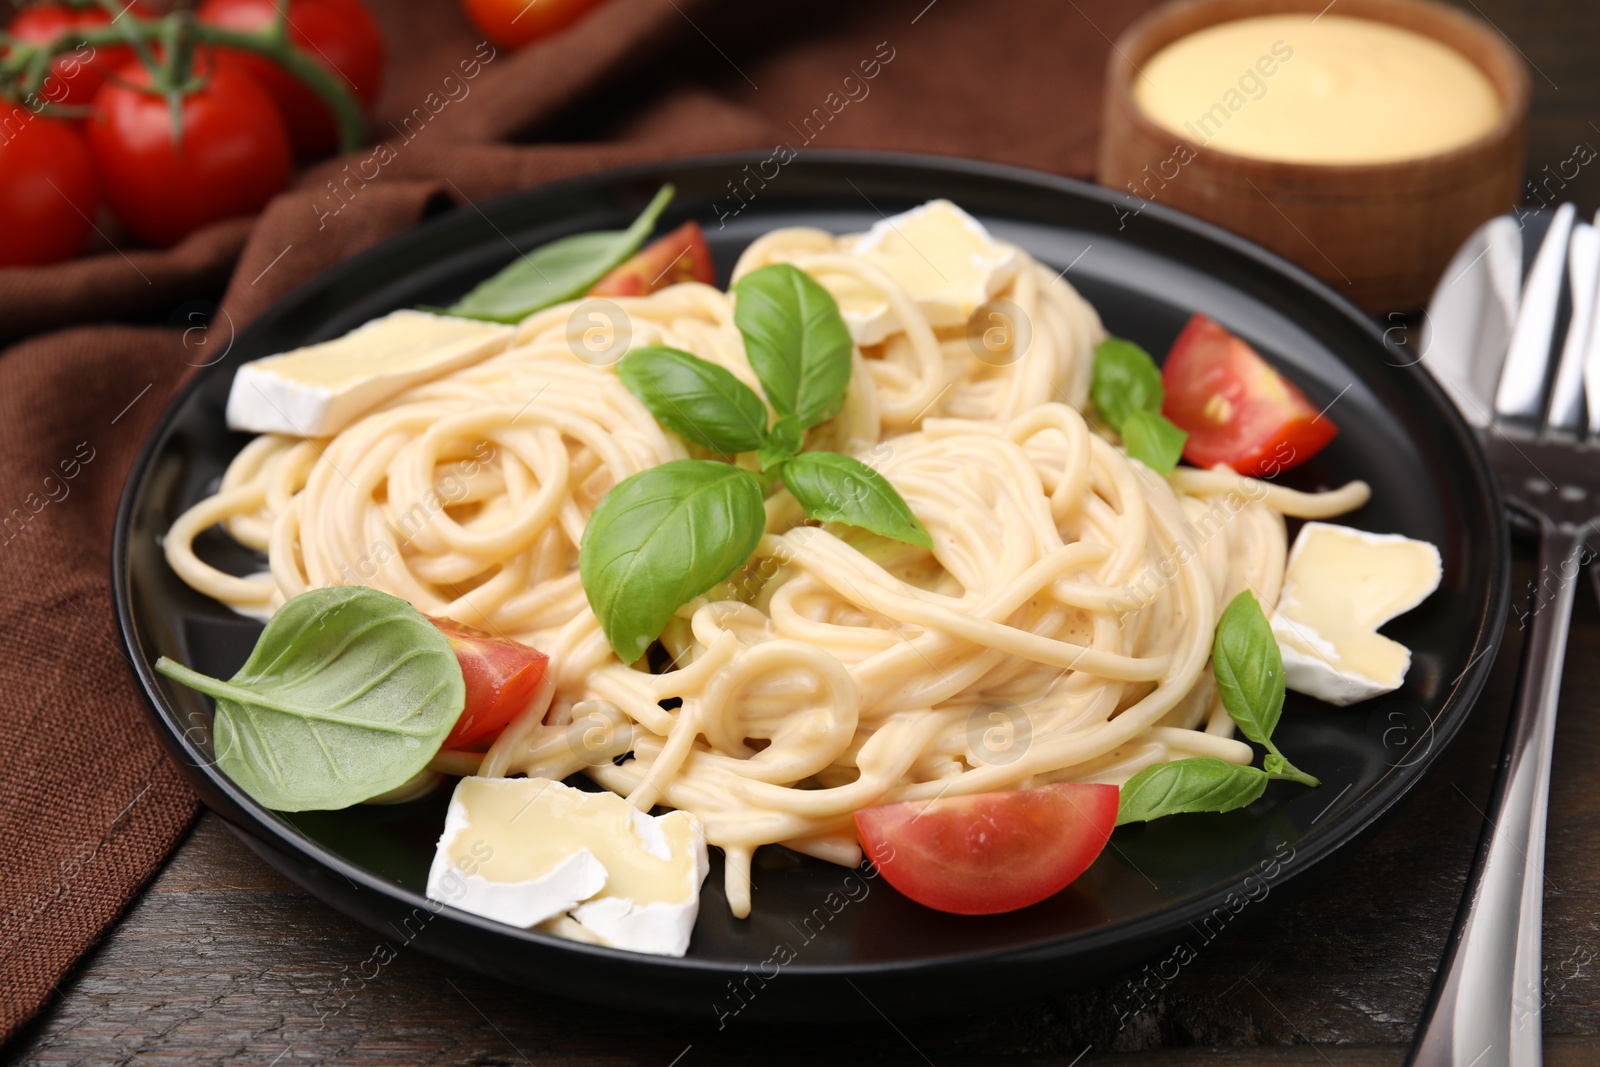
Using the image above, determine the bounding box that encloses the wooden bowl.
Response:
[1096,0,1529,311]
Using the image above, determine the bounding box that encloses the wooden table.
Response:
[11,0,1600,1062]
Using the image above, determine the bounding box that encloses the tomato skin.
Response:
[87,61,292,247]
[853,783,1118,915]
[460,0,607,51]
[198,0,384,160]
[589,221,715,297]
[1161,313,1338,477]
[429,616,550,751]
[0,112,96,267]
[5,3,150,108]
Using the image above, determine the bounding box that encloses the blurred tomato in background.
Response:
[0,0,615,264]
[4,1,151,106]
[459,0,606,50]
[87,59,292,247]
[198,0,383,159]
[0,114,96,267]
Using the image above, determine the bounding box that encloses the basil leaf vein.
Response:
[155,586,464,812]
[779,451,931,548]
[618,345,768,454]
[579,459,766,663]
[733,263,853,429]
[1116,757,1269,825]
[447,184,675,323]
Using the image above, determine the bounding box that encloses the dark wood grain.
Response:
[11,2,1600,1062]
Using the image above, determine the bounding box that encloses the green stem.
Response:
[1267,764,1321,788]
[95,0,161,75]
[197,23,366,152]
[1264,743,1321,788]
[3,14,366,153]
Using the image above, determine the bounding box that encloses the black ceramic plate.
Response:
[113,152,1508,1021]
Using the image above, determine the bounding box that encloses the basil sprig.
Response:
[580,263,931,661]
[155,587,465,812]
[1116,591,1319,825]
[446,185,675,323]
[1090,336,1188,476]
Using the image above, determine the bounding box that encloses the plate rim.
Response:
[111,148,1511,982]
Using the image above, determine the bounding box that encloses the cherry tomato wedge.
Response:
[459,0,607,51]
[88,59,292,247]
[5,2,152,108]
[1160,313,1337,477]
[429,616,549,751]
[588,220,714,297]
[0,114,96,267]
[853,782,1118,915]
[198,0,384,159]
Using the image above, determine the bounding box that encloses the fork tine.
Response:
[1495,202,1576,425]
[1583,210,1600,437]
[1546,218,1598,435]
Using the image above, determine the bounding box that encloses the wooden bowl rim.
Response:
[1106,0,1532,178]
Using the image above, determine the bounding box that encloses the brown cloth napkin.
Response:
[0,0,1157,1041]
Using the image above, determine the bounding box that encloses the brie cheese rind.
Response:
[425,777,709,957]
[569,806,708,957]
[1269,522,1443,706]
[827,199,1022,346]
[225,309,512,437]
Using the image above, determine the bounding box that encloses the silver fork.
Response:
[1410,204,1600,1067]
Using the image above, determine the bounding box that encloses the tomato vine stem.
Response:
[0,9,366,152]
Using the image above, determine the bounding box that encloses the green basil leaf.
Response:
[579,459,766,662]
[779,451,932,548]
[1116,757,1269,825]
[1120,409,1187,476]
[1091,336,1165,428]
[1213,590,1286,747]
[733,263,854,429]
[446,185,674,323]
[155,587,464,812]
[617,345,768,454]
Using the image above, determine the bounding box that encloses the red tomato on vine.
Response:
[0,113,97,267]
[5,2,153,108]
[197,0,383,159]
[87,60,292,247]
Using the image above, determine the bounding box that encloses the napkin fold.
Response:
[0,0,1154,1041]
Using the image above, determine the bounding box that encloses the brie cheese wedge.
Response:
[425,777,608,929]
[1269,522,1442,706]
[568,803,708,957]
[226,309,512,437]
[425,777,708,956]
[832,199,1021,345]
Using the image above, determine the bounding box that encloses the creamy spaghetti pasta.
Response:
[166,221,1368,918]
